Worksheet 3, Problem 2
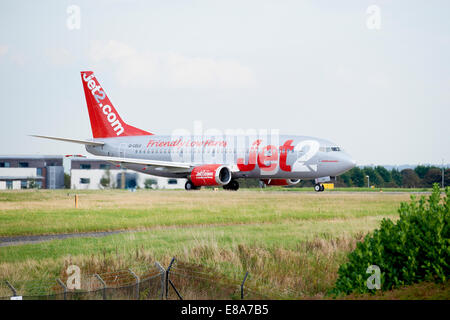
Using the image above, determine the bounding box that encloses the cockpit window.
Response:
[320,146,341,152]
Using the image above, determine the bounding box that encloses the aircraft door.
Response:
[119,143,127,158]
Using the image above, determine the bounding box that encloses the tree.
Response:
[350,167,365,187]
[363,167,384,187]
[423,168,443,187]
[64,173,71,189]
[391,168,402,187]
[100,169,111,188]
[28,179,37,189]
[336,172,352,187]
[414,165,430,179]
[375,166,391,184]
[401,169,421,188]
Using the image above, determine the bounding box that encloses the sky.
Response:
[0,0,449,166]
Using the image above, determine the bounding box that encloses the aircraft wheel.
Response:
[185,181,195,190]
[224,180,239,191]
[314,184,322,192]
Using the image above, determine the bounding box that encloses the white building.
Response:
[70,159,186,190]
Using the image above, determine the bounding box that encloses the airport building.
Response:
[0,155,64,189]
[70,159,186,190]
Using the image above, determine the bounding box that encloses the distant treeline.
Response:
[239,165,449,188]
[333,165,449,188]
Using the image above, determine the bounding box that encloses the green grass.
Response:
[0,189,105,202]
[263,187,435,192]
[0,189,437,299]
[0,217,386,298]
[0,190,408,236]
[0,216,386,263]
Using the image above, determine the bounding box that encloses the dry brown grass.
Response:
[341,281,450,300]
[0,234,362,299]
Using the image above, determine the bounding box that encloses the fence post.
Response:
[5,280,17,297]
[165,258,183,300]
[155,262,166,300]
[128,269,140,300]
[56,278,67,300]
[241,272,249,300]
[94,274,107,300]
[166,258,176,299]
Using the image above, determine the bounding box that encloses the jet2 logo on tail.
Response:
[83,73,125,136]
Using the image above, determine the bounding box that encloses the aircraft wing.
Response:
[93,156,240,174]
[30,135,105,146]
[92,155,192,171]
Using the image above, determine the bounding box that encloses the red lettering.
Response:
[257,145,278,171]
[279,140,294,172]
[237,140,261,172]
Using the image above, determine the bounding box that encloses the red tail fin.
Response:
[81,71,152,138]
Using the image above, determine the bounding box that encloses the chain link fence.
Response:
[0,263,164,300]
[0,258,270,300]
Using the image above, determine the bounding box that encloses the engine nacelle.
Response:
[190,164,232,186]
[261,178,301,186]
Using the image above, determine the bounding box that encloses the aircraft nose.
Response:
[345,157,356,170]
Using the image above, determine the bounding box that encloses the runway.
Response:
[0,230,125,247]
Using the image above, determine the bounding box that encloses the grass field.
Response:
[0,189,447,299]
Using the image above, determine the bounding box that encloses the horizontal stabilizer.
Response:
[30,135,105,146]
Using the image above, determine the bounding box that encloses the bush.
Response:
[144,179,157,189]
[100,169,111,188]
[332,184,449,295]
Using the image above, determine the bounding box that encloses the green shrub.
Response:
[332,184,449,295]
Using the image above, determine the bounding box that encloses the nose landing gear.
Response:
[314,183,325,192]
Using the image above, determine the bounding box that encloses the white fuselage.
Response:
[86,134,355,180]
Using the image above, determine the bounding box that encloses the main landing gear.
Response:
[223,180,239,191]
[314,183,325,192]
[185,180,239,191]
[185,180,200,190]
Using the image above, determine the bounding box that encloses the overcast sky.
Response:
[0,0,449,166]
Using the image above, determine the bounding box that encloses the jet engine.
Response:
[190,164,232,186]
[261,178,301,186]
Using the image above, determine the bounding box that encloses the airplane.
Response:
[32,71,356,191]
